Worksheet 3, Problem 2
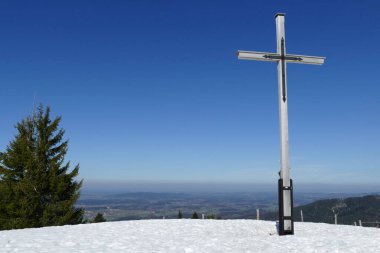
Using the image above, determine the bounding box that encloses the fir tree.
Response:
[0,105,83,230]
[177,210,183,219]
[93,213,106,223]
[191,211,199,219]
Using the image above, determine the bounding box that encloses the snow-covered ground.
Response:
[0,220,379,253]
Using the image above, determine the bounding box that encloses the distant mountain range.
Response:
[263,195,380,226]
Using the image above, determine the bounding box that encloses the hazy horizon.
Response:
[81,180,380,195]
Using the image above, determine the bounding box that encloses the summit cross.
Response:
[237,13,325,235]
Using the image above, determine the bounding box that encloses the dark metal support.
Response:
[278,179,294,235]
[280,38,286,103]
[263,54,303,61]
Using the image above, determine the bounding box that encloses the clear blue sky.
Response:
[0,1,379,190]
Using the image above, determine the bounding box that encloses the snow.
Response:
[0,220,379,253]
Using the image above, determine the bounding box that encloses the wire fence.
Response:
[359,221,380,228]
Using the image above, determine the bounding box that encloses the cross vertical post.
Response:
[275,13,293,236]
[236,13,325,235]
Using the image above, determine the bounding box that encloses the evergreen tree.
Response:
[0,105,83,230]
[93,213,106,223]
[191,211,199,219]
[177,210,183,219]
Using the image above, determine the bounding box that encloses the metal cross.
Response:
[237,13,325,235]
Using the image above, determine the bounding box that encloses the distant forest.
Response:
[263,195,380,226]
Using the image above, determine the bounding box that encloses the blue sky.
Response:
[0,1,379,190]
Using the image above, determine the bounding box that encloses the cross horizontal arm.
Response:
[237,50,325,65]
[237,51,279,62]
[286,54,325,65]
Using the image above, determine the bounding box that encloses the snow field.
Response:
[0,219,379,253]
